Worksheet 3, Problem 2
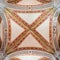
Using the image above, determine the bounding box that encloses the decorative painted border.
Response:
[52,16,59,51]
[49,14,54,49]
[7,47,46,54]
[14,10,44,13]
[6,2,53,11]
[5,50,55,60]
[6,8,54,54]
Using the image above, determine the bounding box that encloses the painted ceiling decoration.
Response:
[39,57,51,60]
[10,57,21,60]
[7,0,21,4]
[37,0,52,4]
[0,0,60,60]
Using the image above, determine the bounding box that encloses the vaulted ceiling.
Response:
[0,0,60,60]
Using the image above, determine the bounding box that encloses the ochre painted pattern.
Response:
[39,57,51,60]
[10,57,20,60]
[49,14,55,49]
[5,12,11,42]
[37,0,52,3]
[5,8,54,54]
[7,47,47,54]
[7,0,21,4]
[14,10,44,13]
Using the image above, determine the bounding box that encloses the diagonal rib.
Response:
[30,29,54,53]
[31,8,54,29]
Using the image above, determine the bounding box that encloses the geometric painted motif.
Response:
[0,0,60,60]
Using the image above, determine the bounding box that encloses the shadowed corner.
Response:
[37,0,52,3]
[58,14,60,24]
[38,57,51,60]
[58,35,60,48]
[58,14,60,48]
[7,0,22,4]
[0,38,2,49]
[10,57,21,60]
[0,16,2,49]
[0,16,2,23]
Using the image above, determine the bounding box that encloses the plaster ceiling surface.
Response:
[0,0,60,60]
